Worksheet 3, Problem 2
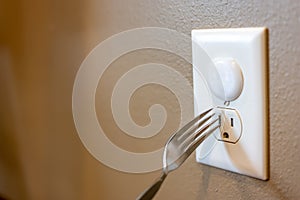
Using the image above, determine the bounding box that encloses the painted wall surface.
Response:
[0,0,299,199]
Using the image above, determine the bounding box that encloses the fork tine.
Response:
[193,117,219,140]
[177,108,214,141]
[178,114,219,150]
[184,118,220,155]
[165,118,220,170]
[177,112,215,142]
[175,108,213,137]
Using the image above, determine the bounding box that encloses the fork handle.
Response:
[136,173,167,200]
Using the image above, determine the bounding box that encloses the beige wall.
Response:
[1,0,300,199]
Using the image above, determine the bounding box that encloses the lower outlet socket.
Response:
[214,107,242,144]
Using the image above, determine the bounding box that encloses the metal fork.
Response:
[136,108,220,200]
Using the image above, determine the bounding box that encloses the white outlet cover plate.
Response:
[192,28,269,180]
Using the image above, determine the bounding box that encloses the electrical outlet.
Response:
[192,28,269,180]
[214,107,242,143]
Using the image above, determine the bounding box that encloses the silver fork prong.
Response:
[177,109,214,141]
[177,113,215,144]
[184,118,220,155]
[174,108,213,139]
[192,117,219,140]
[178,114,218,150]
[165,118,220,171]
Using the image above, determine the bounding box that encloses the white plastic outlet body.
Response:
[192,28,269,180]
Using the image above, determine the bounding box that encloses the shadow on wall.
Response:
[0,0,28,198]
[0,0,87,199]
[0,194,8,200]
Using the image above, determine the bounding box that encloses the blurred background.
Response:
[0,0,300,199]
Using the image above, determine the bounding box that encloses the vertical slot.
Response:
[230,118,234,127]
